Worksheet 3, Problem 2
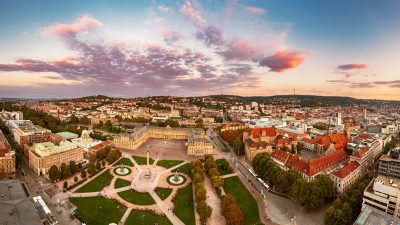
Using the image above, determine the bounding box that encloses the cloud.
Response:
[218,38,257,61]
[196,26,224,46]
[349,82,375,88]
[373,80,400,85]
[244,6,266,14]
[158,5,174,15]
[41,16,102,36]
[259,50,310,72]
[161,29,184,45]
[180,0,207,29]
[326,80,350,84]
[336,64,368,70]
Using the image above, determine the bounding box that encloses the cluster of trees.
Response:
[87,148,121,175]
[115,115,151,123]
[220,130,244,154]
[221,194,244,225]
[312,122,329,130]
[100,120,123,133]
[49,160,81,182]
[324,175,372,225]
[150,119,180,128]
[252,153,335,211]
[384,137,399,154]
[191,160,212,224]
[204,155,224,195]
[195,119,204,129]
[232,137,244,155]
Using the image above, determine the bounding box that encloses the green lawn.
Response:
[155,187,173,200]
[114,157,134,167]
[76,169,113,193]
[216,159,234,176]
[171,163,192,176]
[125,209,172,225]
[114,178,131,189]
[172,184,195,225]
[117,189,155,205]
[156,159,184,169]
[223,176,260,225]
[132,155,154,165]
[70,196,126,225]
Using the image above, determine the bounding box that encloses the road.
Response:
[207,129,325,225]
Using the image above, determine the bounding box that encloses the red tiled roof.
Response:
[91,140,112,151]
[0,142,9,157]
[250,127,277,139]
[301,138,319,144]
[358,134,371,139]
[315,133,348,151]
[245,139,270,148]
[352,147,369,158]
[275,138,293,146]
[295,115,304,120]
[331,161,360,179]
[271,150,289,164]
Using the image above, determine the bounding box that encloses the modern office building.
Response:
[378,148,400,179]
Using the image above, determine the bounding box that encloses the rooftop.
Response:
[354,205,400,225]
[331,161,360,179]
[32,140,79,157]
[56,131,79,140]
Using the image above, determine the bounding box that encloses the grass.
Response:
[76,169,113,193]
[114,178,131,189]
[114,157,134,167]
[172,163,192,176]
[223,176,260,225]
[117,189,155,205]
[156,159,184,169]
[125,209,172,225]
[216,159,234,176]
[172,184,195,225]
[132,155,154,165]
[70,196,126,225]
[155,187,173,200]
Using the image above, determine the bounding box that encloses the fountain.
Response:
[114,164,131,176]
[168,171,185,185]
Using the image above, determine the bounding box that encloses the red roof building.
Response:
[330,161,361,193]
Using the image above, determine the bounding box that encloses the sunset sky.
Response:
[0,0,399,99]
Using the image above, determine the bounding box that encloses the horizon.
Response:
[0,1,399,99]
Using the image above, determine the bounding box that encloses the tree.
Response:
[60,163,70,179]
[63,181,68,189]
[314,174,336,200]
[49,165,60,182]
[232,137,244,155]
[342,202,353,224]
[196,200,212,225]
[87,162,96,175]
[96,161,101,171]
[208,167,220,177]
[74,176,78,183]
[104,120,112,127]
[304,183,324,211]
[81,170,87,179]
[325,207,346,225]
[193,172,204,183]
[221,194,244,225]
[69,161,77,174]
[195,187,207,202]
[211,176,224,189]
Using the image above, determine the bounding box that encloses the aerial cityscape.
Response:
[0,1,399,225]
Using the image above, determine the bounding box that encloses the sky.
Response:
[0,0,399,100]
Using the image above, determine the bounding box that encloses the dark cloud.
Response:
[337,64,368,70]
[196,26,224,46]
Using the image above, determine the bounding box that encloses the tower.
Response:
[364,108,367,119]
[345,122,351,141]
[336,112,342,126]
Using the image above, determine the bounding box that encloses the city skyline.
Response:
[0,0,399,100]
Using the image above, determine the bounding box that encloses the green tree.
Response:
[232,137,244,155]
[81,170,87,179]
[211,176,224,189]
[195,187,207,202]
[196,200,212,225]
[87,162,96,175]
[342,202,353,224]
[49,165,60,182]
[96,161,101,171]
[74,176,78,183]
[104,120,112,127]
[325,207,346,225]
[314,174,336,199]
[69,161,77,174]
[63,181,68,189]
[60,163,70,179]
[304,183,324,211]
[208,167,219,177]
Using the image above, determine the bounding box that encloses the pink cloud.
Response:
[337,64,368,70]
[259,50,310,72]
[218,38,260,61]
[180,0,207,29]
[244,6,266,14]
[41,16,102,36]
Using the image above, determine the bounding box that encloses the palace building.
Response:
[114,126,213,156]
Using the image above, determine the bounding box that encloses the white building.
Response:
[330,161,361,193]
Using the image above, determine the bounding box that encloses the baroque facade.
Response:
[114,126,213,156]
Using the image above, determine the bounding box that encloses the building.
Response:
[272,149,348,181]
[114,126,213,156]
[28,140,84,176]
[331,161,361,193]
[0,130,15,179]
[0,179,42,225]
[70,129,103,154]
[350,147,373,175]
[243,127,277,160]
[362,176,400,217]
[6,120,52,157]
[354,205,400,225]
[378,148,400,179]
